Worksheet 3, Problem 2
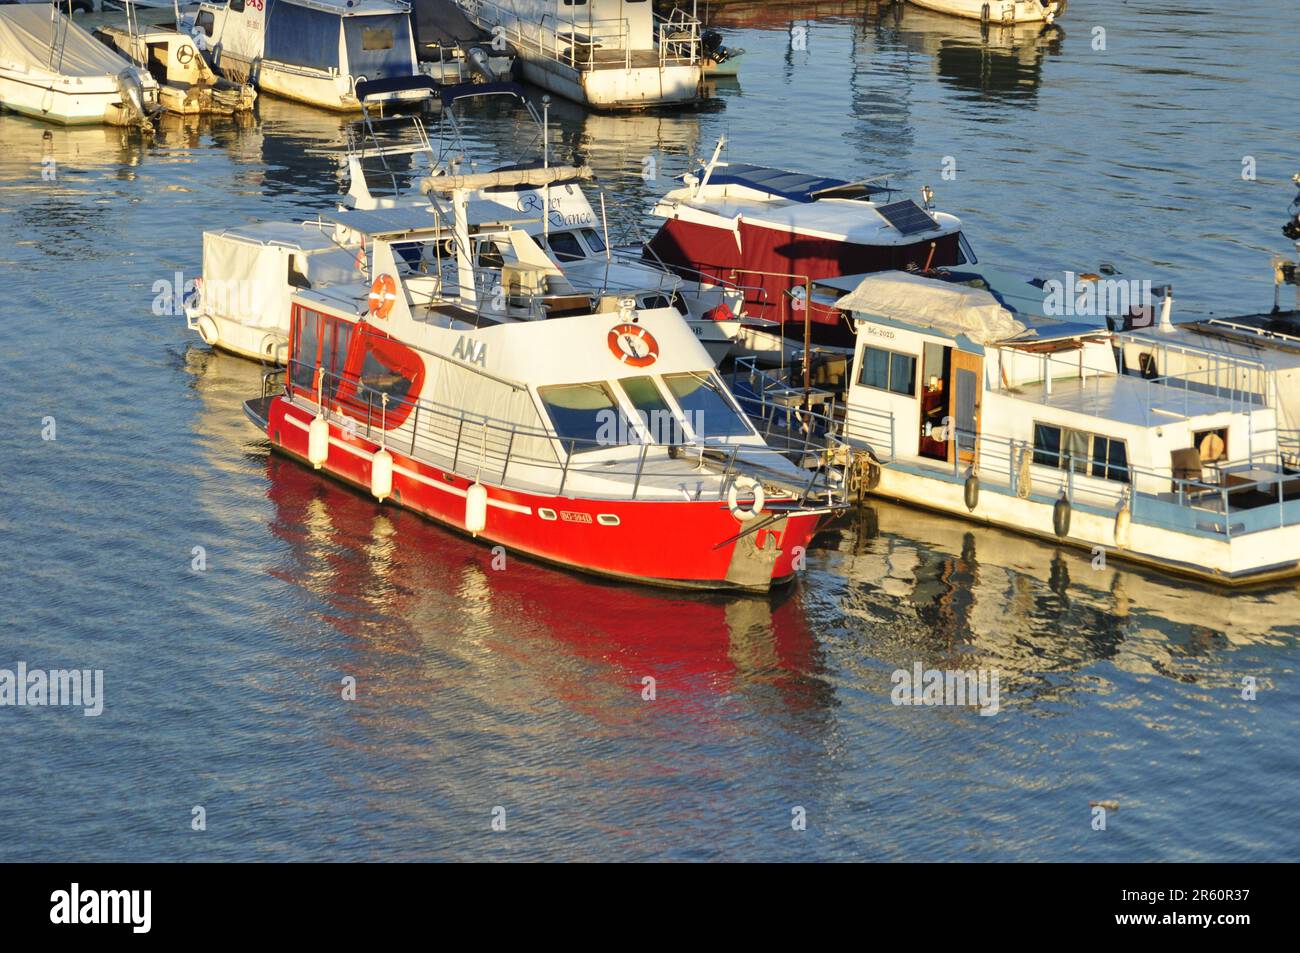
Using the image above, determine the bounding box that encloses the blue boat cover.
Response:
[264,0,340,70]
[704,163,887,203]
[344,14,415,79]
[439,80,529,106]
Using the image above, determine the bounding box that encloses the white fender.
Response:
[196,314,219,346]
[371,448,393,501]
[466,482,488,536]
[727,476,765,522]
[307,414,329,469]
[1114,503,1131,549]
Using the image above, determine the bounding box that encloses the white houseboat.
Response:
[763,269,1300,585]
[454,0,703,108]
[187,0,419,110]
[242,172,842,591]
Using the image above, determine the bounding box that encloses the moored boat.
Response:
[244,171,844,591]
[645,137,974,360]
[186,0,421,111]
[0,4,159,125]
[454,0,704,109]
[763,269,1300,584]
[907,0,1065,24]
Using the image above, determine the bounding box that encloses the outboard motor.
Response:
[702,30,724,58]
[114,68,151,127]
[466,45,496,82]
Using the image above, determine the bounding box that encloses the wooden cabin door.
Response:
[949,350,982,467]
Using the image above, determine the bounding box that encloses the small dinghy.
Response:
[0,5,160,125]
[907,0,1066,24]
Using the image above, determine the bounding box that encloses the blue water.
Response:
[0,0,1297,861]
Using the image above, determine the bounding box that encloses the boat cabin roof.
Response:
[1011,373,1256,430]
[270,0,411,17]
[701,163,893,204]
[208,221,343,253]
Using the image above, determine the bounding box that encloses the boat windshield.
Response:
[539,382,638,450]
[662,372,753,438]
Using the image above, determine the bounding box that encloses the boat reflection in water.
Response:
[819,497,1300,706]
[884,2,1063,102]
[260,448,826,699]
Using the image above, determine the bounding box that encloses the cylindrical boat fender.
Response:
[371,448,393,501]
[1053,492,1072,538]
[195,314,219,346]
[307,414,329,469]
[964,473,979,512]
[465,482,488,536]
[1015,447,1033,499]
[727,476,765,522]
[1114,502,1132,549]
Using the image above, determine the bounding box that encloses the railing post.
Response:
[631,443,649,500]
[451,415,465,472]
[410,404,420,457]
[557,439,575,496]
[501,427,516,484]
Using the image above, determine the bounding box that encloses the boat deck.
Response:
[1006,373,1253,427]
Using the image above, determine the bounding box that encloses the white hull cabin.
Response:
[190,0,419,111]
[454,0,702,108]
[907,0,1066,24]
[829,271,1300,584]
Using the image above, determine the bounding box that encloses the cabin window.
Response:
[290,307,321,393]
[581,228,606,254]
[562,0,588,6]
[545,232,585,262]
[1194,428,1228,463]
[619,377,685,444]
[639,294,672,311]
[663,372,753,438]
[196,11,214,36]
[857,345,916,397]
[361,28,394,52]
[1033,423,1130,483]
[357,343,415,406]
[229,0,244,12]
[541,382,633,450]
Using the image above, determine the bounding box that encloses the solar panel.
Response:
[876,200,941,236]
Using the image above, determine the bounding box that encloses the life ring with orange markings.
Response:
[368,274,397,319]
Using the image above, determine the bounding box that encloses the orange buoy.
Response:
[368,274,398,319]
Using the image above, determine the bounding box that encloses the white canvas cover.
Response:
[834,270,1026,345]
[0,7,133,79]
[202,225,362,328]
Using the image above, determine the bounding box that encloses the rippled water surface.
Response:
[1,1,1298,861]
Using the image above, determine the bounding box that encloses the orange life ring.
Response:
[608,322,659,367]
[368,274,397,319]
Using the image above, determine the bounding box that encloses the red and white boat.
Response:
[645,138,976,360]
[243,169,844,591]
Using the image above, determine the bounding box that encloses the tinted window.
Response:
[229,0,245,12]
[362,28,393,51]
[663,372,752,438]
[581,228,606,254]
[619,377,685,444]
[1032,423,1060,467]
[860,346,889,390]
[291,308,320,392]
[540,382,626,450]
[889,351,916,396]
[357,340,415,407]
[546,232,585,261]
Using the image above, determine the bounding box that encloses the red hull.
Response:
[647,217,964,334]
[263,397,824,592]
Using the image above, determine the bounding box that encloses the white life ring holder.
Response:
[727,476,765,522]
[196,314,219,346]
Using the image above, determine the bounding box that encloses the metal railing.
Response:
[280,360,840,507]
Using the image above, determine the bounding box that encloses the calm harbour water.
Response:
[1,0,1298,861]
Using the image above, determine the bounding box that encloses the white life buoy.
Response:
[727,476,765,522]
